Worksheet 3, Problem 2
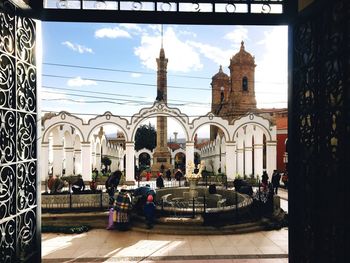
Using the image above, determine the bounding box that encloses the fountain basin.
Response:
[155,186,253,215]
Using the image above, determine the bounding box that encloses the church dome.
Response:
[212,65,229,79]
[230,41,255,65]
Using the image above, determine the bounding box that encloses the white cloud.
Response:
[62,41,93,54]
[95,27,131,39]
[131,73,142,78]
[134,27,202,72]
[187,41,232,68]
[255,26,288,108]
[179,30,197,38]
[224,26,249,45]
[67,77,98,87]
[119,23,143,33]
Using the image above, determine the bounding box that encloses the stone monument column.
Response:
[152,46,172,174]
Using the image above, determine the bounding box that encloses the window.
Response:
[242,77,248,91]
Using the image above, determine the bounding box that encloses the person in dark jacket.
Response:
[271,170,281,194]
[144,194,156,229]
[262,171,269,190]
[175,169,183,181]
[106,170,122,205]
[72,175,85,193]
[156,172,164,188]
[165,169,171,181]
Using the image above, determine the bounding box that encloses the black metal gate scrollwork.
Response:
[289,0,349,262]
[0,1,39,262]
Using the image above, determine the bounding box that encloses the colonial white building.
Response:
[41,102,276,183]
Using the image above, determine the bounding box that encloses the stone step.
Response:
[42,211,267,235]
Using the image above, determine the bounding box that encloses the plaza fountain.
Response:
[154,160,254,219]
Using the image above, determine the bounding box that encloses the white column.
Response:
[254,144,264,177]
[41,142,49,181]
[52,144,63,177]
[64,147,74,176]
[74,149,82,175]
[244,144,253,176]
[81,142,92,182]
[266,141,277,180]
[119,154,124,171]
[225,142,236,181]
[95,153,101,171]
[236,148,244,177]
[91,147,96,169]
[125,142,135,182]
[185,142,194,173]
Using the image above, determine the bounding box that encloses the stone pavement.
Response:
[42,190,289,263]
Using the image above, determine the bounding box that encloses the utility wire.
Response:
[41,86,211,105]
[43,62,288,85]
[41,90,287,106]
[43,74,209,91]
[43,62,211,80]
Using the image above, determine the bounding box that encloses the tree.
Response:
[135,123,157,151]
[101,156,112,172]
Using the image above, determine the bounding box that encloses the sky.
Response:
[40,23,288,139]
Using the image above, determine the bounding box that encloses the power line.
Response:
[43,74,209,91]
[42,74,287,94]
[41,86,211,105]
[43,62,211,80]
[43,62,288,85]
[41,89,286,107]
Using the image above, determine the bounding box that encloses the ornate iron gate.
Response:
[289,0,349,262]
[0,1,40,262]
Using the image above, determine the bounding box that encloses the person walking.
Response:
[272,170,281,194]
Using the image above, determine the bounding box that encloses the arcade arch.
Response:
[41,102,276,182]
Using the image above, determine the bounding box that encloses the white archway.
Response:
[42,104,276,182]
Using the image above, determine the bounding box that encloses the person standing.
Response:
[156,172,164,188]
[146,170,151,181]
[272,170,281,194]
[166,169,171,181]
[105,170,122,205]
[261,170,269,191]
[175,169,183,181]
[114,185,132,231]
[144,194,156,229]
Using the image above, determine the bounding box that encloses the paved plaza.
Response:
[42,190,288,262]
